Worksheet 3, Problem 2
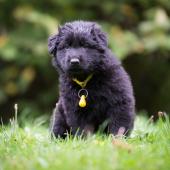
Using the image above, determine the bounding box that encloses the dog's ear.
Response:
[48,34,58,56]
[91,24,108,47]
[48,26,61,56]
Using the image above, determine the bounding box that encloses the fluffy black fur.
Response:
[48,21,135,137]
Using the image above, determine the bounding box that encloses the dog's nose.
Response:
[70,58,80,65]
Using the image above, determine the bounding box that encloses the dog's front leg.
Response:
[107,111,134,137]
[50,103,68,138]
[71,124,94,137]
[67,118,91,137]
[69,121,85,137]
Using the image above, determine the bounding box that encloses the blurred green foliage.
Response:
[0,0,170,120]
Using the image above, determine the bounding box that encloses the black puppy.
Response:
[48,21,135,137]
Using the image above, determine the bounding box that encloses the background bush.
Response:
[0,0,170,121]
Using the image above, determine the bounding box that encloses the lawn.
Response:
[0,115,170,170]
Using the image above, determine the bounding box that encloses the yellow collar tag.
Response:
[79,95,86,107]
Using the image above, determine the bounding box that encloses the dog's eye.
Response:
[82,43,91,48]
[58,46,64,50]
[58,44,69,50]
[64,44,69,49]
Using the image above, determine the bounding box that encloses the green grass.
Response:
[0,116,170,170]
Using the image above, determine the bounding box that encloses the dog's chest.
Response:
[78,92,109,124]
[63,79,113,116]
[71,88,110,114]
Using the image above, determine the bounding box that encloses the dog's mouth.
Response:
[68,68,84,75]
[68,64,83,72]
[68,66,90,79]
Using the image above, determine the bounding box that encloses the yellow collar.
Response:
[72,74,93,88]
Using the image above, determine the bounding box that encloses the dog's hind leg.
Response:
[50,103,68,138]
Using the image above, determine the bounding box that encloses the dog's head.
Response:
[48,21,108,76]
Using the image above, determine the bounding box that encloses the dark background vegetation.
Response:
[0,0,170,122]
